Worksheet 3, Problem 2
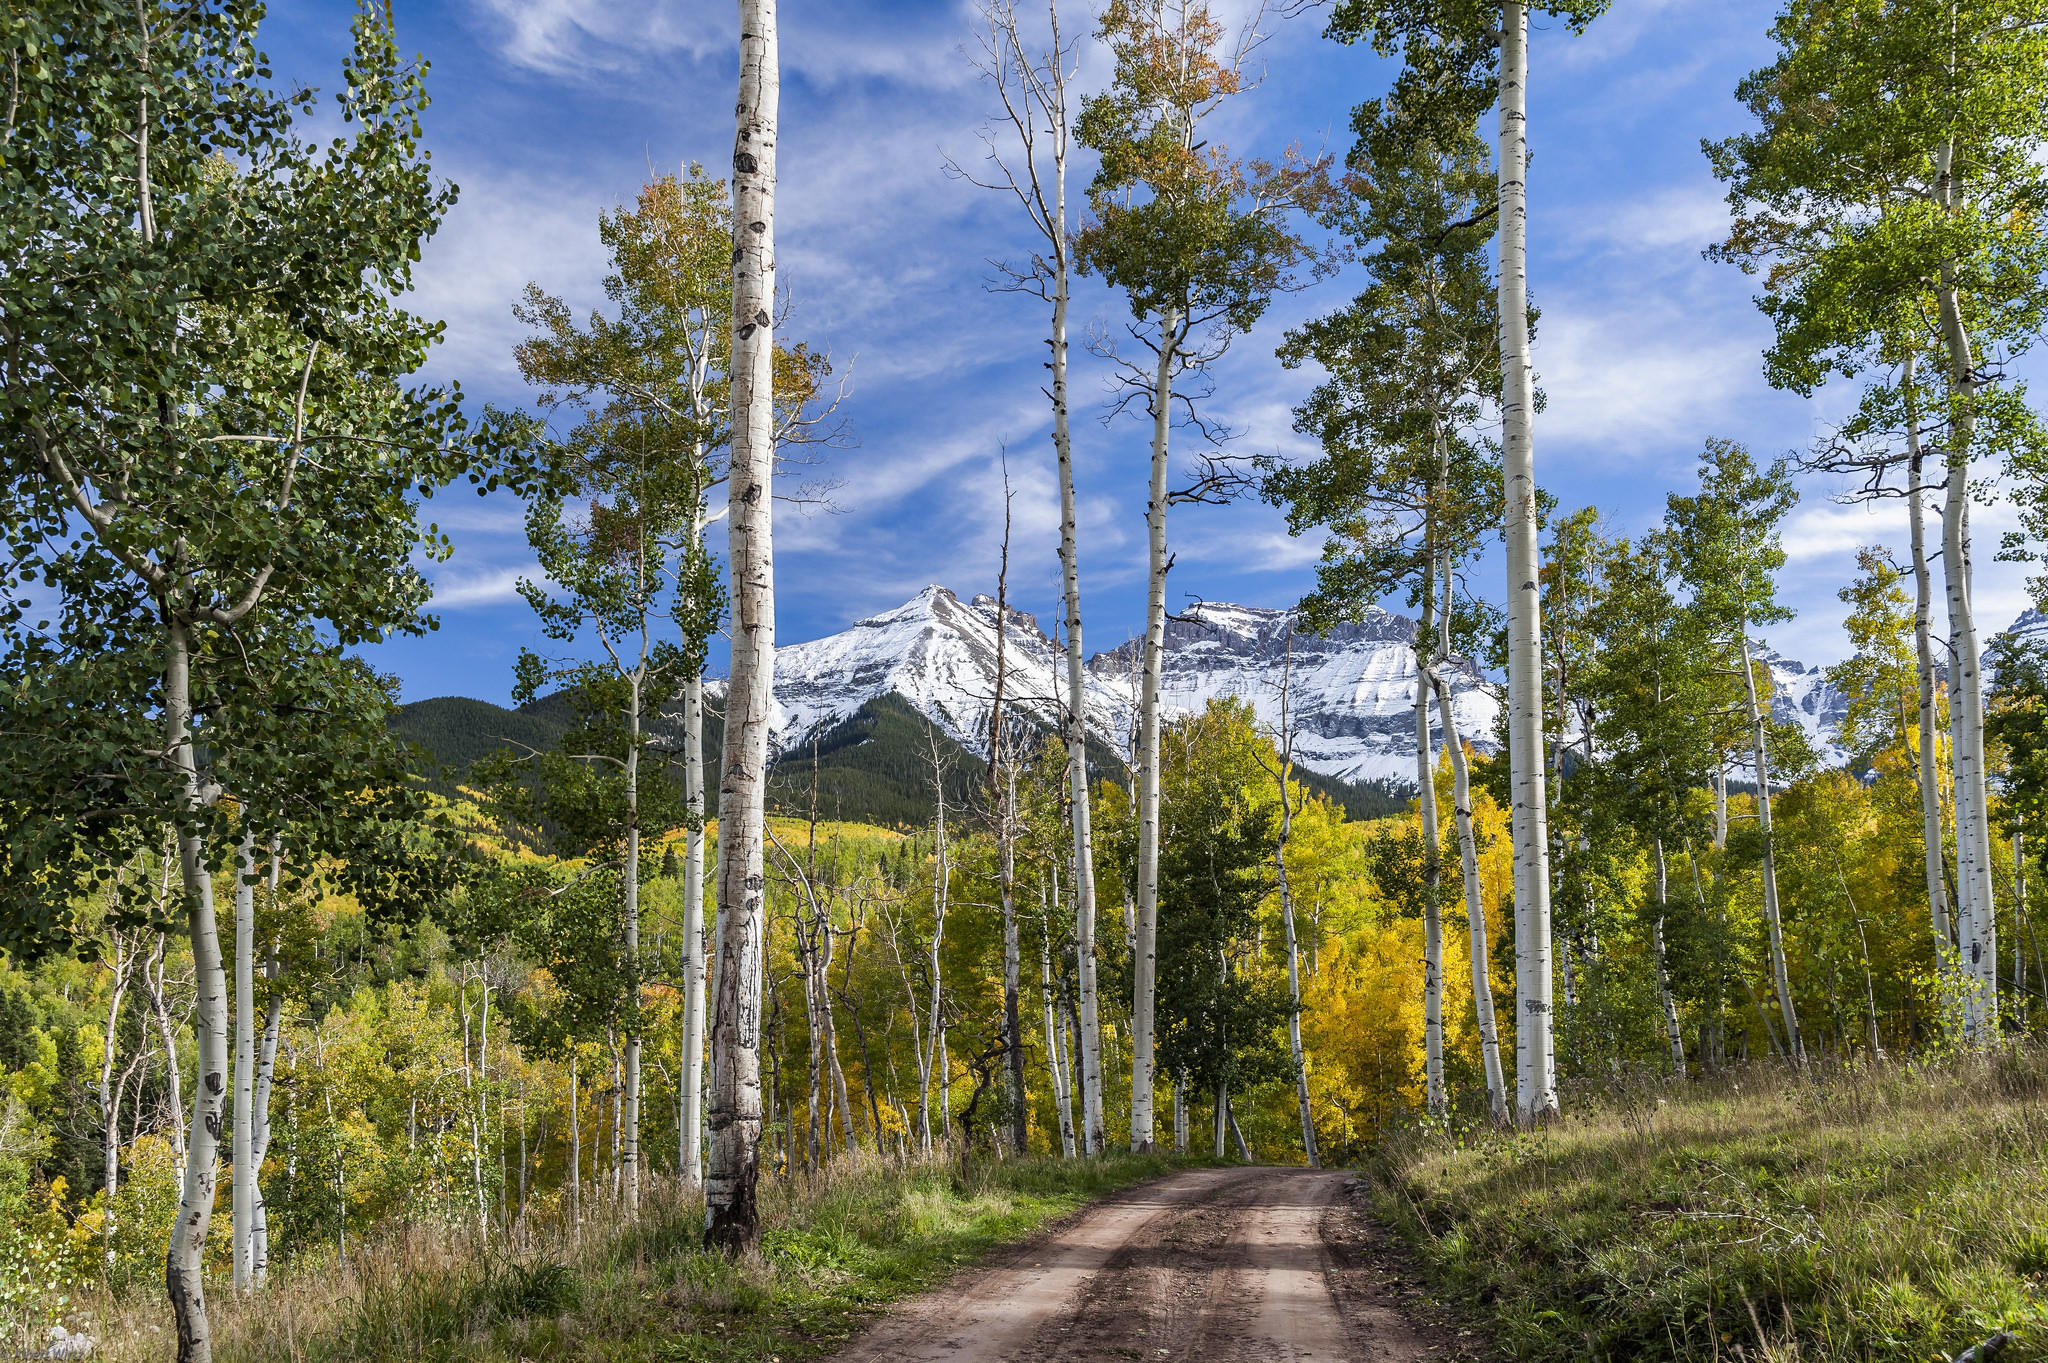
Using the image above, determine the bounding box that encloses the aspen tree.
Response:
[1324,0,1609,1124]
[0,9,491,1354]
[1711,0,2048,1037]
[1076,0,1328,1148]
[1265,99,1502,1121]
[951,0,1107,1154]
[1667,442,1804,1060]
[706,0,778,1255]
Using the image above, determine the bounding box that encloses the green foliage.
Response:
[0,1,504,958]
[1265,97,1503,648]
[1990,630,2048,843]
[1151,705,1294,1100]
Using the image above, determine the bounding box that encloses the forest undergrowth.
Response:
[87,1151,1186,1363]
[1372,1047,2048,1362]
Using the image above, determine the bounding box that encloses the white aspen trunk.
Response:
[145,933,186,1174]
[1049,102,1106,1163]
[164,623,228,1363]
[1413,587,1445,1118]
[1271,628,1318,1165]
[682,669,708,1188]
[1931,159,1998,1034]
[1130,306,1179,1152]
[1001,787,1026,1155]
[920,785,951,1156]
[1040,910,1077,1158]
[1652,840,1687,1079]
[1228,1100,1251,1162]
[1739,625,1802,1061]
[623,676,642,1214]
[1714,766,1729,851]
[706,0,777,1254]
[939,1027,952,1139]
[803,935,824,1167]
[231,830,255,1293]
[251,853,282,1285]
[98,935,132,1205]
[1212,1078,1227,1159]
[1904,361,1955,955]
[818,925,858,1157]
[1434,669,1509,1125]
[1276,806,1317,1164]
[1497,0,1557,1124]
[569,1053,581,1227]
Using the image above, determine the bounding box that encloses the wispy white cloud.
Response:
[428,563,542,609]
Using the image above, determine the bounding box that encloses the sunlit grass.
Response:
[1373,1049,2048,1361]
[92,1150,1182,1363]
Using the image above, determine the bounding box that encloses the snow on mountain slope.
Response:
[1086,601,1500,787]
[738,587,2037,789]
[766,585,1082,755]
[1752,646,1851,768]
[752,586,1497,787]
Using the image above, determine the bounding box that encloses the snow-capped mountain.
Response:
[1751,647,1851,768]
[733,590,2048,790]
[1086,601,1498,786]
[757,586,1498,789]
[767,585,1087,753]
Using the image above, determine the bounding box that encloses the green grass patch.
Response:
[144,1152,1187,1363]
[1371,1051,2048,1362]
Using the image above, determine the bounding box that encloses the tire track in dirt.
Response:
[829,1166,1490,1363]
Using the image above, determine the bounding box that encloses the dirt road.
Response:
[833,1166,1487,1363]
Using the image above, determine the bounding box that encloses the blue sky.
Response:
[264,0,2039,705]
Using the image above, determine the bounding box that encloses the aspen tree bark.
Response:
[164,624,229,1363]
[818,926,858,1157]
[1651,840,1687,1079]
[231,830,257,1293]
[1496,0,1556,1123]
[1000,775,1026,1155]
[920,746,951,1156]
[1413,573,1446,1118]
[1270,627,1318,1165]
[250,957,280,1283]
[1040,903,1077,1157]
[251,849,282,1285]
[622,675,642,1213]
[143,933,186,1174]
[1904,362,1955,955]
[97,933,133,1203]
[569,1053,582,1225]
[1045,23,1108,1161]
[1714,766,1729,850]
[1931,151,1998,1032]
[681,669,708,1187]
[1433,666,1508,1125]
[1130,306,1181,1152]
[706,0,777,1255]
[1739,624,1803,1061]
[1275,779,1318,1163]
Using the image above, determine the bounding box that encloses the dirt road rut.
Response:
[833,1166,1485,1363]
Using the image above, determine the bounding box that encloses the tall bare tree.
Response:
[705,0,779,1256]
[951,0,1107,1154]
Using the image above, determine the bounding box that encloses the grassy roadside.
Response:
[1370,1052,2048,1362]
[96,1152,1188,1363]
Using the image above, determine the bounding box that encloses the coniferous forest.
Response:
[10,3,2048,1362]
